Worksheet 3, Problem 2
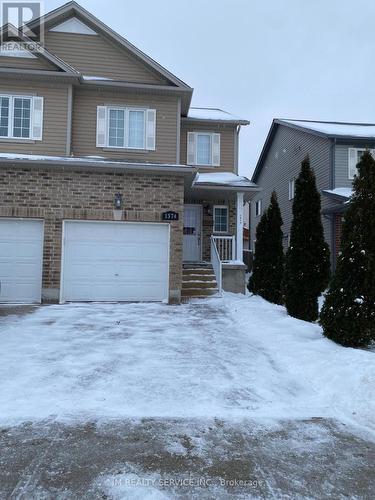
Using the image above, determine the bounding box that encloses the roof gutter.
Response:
[0,157,196,175]
[182,117,250,126]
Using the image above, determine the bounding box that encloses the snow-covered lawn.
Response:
[0,294,374,434]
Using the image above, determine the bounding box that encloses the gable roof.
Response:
[252,118,375,182]
[277,119,375,140]
[27,1,192,91]
[49,16,98,36]
[0,22,80,76]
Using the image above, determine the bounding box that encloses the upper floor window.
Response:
[0,94,43,140]
[213,205,228,233]
[255,199,262,217]
[288,178,296,200]
[187,132,220,166]
[96,106,156,150]
[348,148,375,179]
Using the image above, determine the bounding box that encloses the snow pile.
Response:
[228,294,375,432]
[0,295,374,434]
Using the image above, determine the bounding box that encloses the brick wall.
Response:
[0,167,184,302]
[334,213,344,260]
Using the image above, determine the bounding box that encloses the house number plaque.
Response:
[162,211,179,221]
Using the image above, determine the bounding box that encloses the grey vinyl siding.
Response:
[72,88,178,163]
[334,142,375,188]
[180,122,236,172]
[0,56,55,71]
[44,32,170,85]
[0,81,69,155]
[251,125,336,255]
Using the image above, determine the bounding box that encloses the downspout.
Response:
[66,84,73,156]
[330,138,336,270]
[176,97,181,164]
[234,125,241,174]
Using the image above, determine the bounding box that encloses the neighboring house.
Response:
[0,1,258,305]
[250,119,375,268]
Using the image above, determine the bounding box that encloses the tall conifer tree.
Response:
[320,150,375,346]
[249,191,284,304]
[285,156,330,321]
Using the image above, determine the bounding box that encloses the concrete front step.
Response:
[182,263,218,299]
[181,288,219,297]
[183,268,215,276]
[183,263,212,269]
[182,274,216,282]
[182,280,217,289]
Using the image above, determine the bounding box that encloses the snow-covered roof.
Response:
[187,108,249,124]
[82,75,113,81]
[280,120,375,139]
[322,187,353,200]
[0,152,194,173]
[193,172,257,189]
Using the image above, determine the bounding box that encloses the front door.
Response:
[183,205,202,261]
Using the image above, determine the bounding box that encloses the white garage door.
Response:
[0,219,44,304]
[61,221,170,302]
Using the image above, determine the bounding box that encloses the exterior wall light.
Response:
[204,204,212,216]
[114,193,123,210]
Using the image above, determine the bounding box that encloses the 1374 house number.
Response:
[162,211,179,221]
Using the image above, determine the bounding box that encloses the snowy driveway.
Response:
[1,295,375,498]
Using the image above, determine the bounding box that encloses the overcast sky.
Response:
[44,0,375,177]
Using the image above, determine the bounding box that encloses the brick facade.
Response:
[334,213,344,260]
[0,167,184,302]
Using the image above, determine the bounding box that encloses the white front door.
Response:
[0,219,44,303]
[61,221,170,302]
[183,205,202,261]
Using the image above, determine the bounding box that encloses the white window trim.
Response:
[288,178,296,200]
[213,205,229,234]
[196,132,213,166]
[0,94,33,140]
[255,199,262,217]
[105,106,150,150]
[348,148,365,180]
[348,148,375,179]
[189,131,220,166]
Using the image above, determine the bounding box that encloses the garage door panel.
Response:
[61,221,169,302]
[0,219,44,303]
[0,261,42,279]
[64,244,167,262]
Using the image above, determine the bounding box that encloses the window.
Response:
[96,106,156,150]
[108,109,125,147]
[255,199,262,217]
[108,107,145,149]
[348,148,375,179]
[0,94,42,140]
[213,206,228,233]
[288,178,296,200]
[187,132,220,166]
[128,110,145,149]
[0,96,9,137]
[197,133,212,165]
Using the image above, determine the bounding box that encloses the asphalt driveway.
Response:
[0,296,374,498]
